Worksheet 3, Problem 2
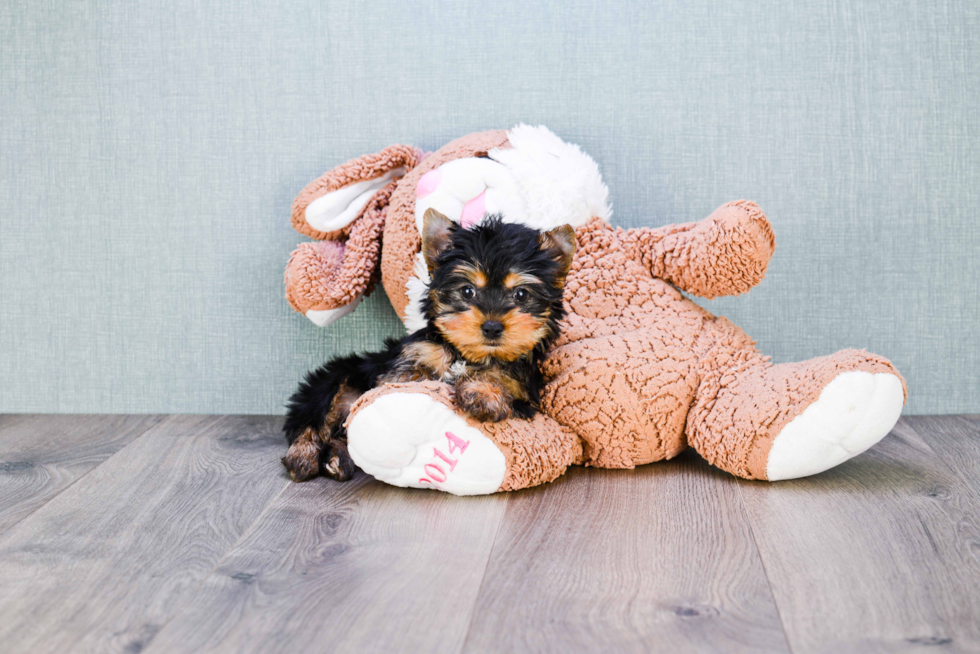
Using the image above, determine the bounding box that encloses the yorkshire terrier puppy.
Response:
[281,209,576,482]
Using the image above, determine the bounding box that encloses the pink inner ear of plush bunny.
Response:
[417,169,486,229]
[459,190,486,228]
[416,169,442,198]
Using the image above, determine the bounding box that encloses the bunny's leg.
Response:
[345,382,582,495]
[687,318,906,481]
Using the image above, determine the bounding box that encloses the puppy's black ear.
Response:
[422,209,456,273]
[538,224,576,288]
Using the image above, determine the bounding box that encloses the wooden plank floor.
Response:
[0,415,977,654]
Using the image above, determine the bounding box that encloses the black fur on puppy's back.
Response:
[282,338,404,446]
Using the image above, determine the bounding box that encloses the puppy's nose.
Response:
[481,320,504,339]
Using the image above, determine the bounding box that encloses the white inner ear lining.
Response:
[304,294,363,327]
[305,167,405,233]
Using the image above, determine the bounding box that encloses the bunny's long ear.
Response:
[292,144,423,240]
[285,182,398,326]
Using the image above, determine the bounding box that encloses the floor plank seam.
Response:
[0,415,168,538]
[733,480,796,654]
[456,495,510,654]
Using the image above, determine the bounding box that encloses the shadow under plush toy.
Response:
[284,125,906,495]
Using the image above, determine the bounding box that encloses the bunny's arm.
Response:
[620,200,775,298]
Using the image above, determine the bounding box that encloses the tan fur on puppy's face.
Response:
[424,215,572,369]
[435,307,492,362]
[457,264,488,288]
[436,307,550,363]
[503,272,542,289]
[494,308,552,362]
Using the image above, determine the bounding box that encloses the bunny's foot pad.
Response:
[347,390,506,496]
[766,371,904,481]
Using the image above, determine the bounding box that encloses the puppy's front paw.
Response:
[282,429,322,482]
[320,438,358,481]
[456,379,512,423]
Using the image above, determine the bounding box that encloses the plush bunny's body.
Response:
[285,126,906,495]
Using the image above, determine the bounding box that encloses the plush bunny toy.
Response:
[285,125,906,495]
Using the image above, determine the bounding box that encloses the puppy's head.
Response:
[421,209,576,363]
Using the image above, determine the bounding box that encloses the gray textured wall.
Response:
[1,1,977,415]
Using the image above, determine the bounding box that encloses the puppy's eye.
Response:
[514,288,529,303]
[461,285,476,300]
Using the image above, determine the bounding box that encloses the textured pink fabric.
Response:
[686,341,906,479]
[622,200,775,298]
[538,216,905,479]
[284,182,393,313]
[290,144,421,241]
